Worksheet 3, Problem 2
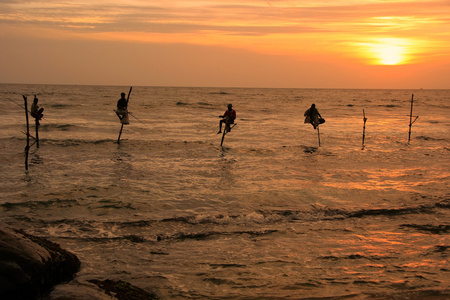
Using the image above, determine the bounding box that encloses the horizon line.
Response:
[1,82,446,91]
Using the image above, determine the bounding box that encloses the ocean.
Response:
[1,84,449,299]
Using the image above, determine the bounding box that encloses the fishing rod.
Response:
[128,112,150,129]
[8,97,57,122]
[13,103,61,131]
[7,98,27,111]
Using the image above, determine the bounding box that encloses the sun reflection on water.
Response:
[323,167,430,192]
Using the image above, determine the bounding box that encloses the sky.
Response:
[0,0,449,89]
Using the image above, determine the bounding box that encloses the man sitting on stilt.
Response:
[218,104,236,134]
[30,96,44,126]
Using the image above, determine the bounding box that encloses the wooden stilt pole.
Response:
[35,118,40,148]
[220,126,227,147]
[362,109,367,150]
[220,131,226,147]
[126,86,132,106]
[220,123,237,147]
[117,123,124,144]
[23,95,30,171]
[408,94,419,144]
[408,94,414,143]
[34,95,40,148]
[317,126,321,147]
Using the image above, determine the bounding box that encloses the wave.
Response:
[378,104,401,108]
[209,91,230,95]
[4,136,116,146]
[310,199,450,220]
[37,123,76,131]
[415,135,447,142]
[49,104,74,108]
[320,254,394,261]
[1,198,79,210]
[42,138,116,146]
[400,224,449,234]
[366,289,450,300]
[53,228,278,244]
[134,199,450,227]
[2,137,116,147]
[108,199,450,230]
[156,229,278,242]
[4,198,448,228]
[430,245,448,253]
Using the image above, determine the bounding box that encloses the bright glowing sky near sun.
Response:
[0,0,449,88]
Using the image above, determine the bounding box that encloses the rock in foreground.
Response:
[46,279,160,300]
[0,227,80,299]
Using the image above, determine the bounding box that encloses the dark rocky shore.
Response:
[0,227,159,300]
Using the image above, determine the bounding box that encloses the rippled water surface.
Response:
[1,84,449,299]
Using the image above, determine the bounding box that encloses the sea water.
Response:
[0,84,449,299]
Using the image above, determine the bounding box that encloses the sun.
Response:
[360,38,410,65]
[373,43,405,65]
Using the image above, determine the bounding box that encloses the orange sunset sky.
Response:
[0,0,449,89]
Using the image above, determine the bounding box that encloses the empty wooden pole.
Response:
[408,94,414,143]
[408,94,419,143]
[362,109,367,150]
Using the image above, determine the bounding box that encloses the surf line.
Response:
[117,86,132,144]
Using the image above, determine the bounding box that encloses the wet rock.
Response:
[45,279,160,300]
[45,280,116,300]
[0,227,80,299]
[88,279,160,300]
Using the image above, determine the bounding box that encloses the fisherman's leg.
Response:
[225,121,231,132]
[312,116,319,129]
[218,120,224,134]
[224,116,232,132]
